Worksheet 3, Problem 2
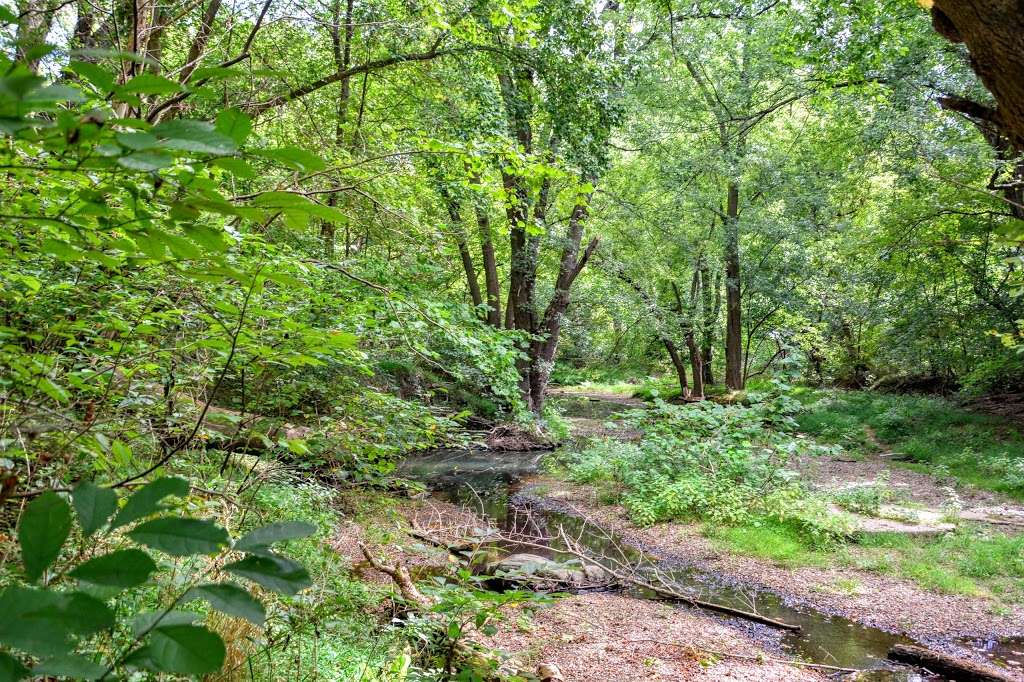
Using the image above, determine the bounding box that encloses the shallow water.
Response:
[398,399,1021,680]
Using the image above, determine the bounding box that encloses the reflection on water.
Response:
[964,636,1024,673]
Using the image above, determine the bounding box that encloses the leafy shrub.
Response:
[1,478,313,679]
[558,396,848,543]
[562,439,641,484]
[961,353,1024,396]
[830,474,896,516]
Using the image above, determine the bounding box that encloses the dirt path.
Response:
[795,430,1024,531]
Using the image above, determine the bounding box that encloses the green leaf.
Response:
[215,108,252,145]
[128,517,230,556]
[116,131,158,150]
[282,209,309,230]
[212,156,256,178]
[306,202,349,224]
[70,548,156,588]
[152,120,236,154]
[184,223,229,252]
[40,238,82,261]
[117,151,173,171]
[72,481,117,536]
[131,610,201,637]
[119,73,184,95]
[225,553,311,596]
[18,491,71,581]
[29,591,116,637]
[121,645,160,672]
[68,61,116,92]
[33,655,105,680]
[0,587,114,656]
[184,583,265,626]
[160,230,203,259]
[37,376,70,403]
[23,83,85,106]
[147,625,226,675]
[0,587,71,656]
[235,521,316,554]
[254,146,326,172]
[109,476,190,530]
[0,652,29,682]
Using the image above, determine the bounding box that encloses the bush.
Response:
[961,353,1024,396]
[557,395,847,544]
[0,478,313,678]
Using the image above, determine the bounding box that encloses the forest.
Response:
[1,0,1023,679]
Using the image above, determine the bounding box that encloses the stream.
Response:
[399,395,1022,681]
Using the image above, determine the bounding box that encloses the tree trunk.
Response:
[723,182,743,390]
[671,281,703,400]
[685,330,704,399]
[529,195,598,413]
[700,258,718,385]
[930,1,1024,150]
[664,339,689,398]
[178,0,223,85]
[477,208,501,327]
[888,644,1015,682]
[448,202,483,311]
[15,0,57,69]
[321,0,355,256]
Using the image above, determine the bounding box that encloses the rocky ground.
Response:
[520,479,1024,645]
[330,496,838,681]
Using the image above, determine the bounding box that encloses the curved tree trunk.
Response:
[930,0,1024,150]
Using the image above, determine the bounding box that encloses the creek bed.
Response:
[399,397,1022,680]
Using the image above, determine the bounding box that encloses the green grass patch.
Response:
[704,519,829,567]
[900,560,982,596]
[709,520,1024,603]
[852,528,1024,600]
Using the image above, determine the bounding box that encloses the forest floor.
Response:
[326,387,1024,680]
[520,477,1024,643]
[522,387,1024,679]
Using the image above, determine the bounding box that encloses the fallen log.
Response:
[887,644,1016,682]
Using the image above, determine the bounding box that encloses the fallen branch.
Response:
[888,644,1016,682]
[544,521,800,631]
[620,569,801,631]
[410,514,800,631]
[358,543,435,609]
